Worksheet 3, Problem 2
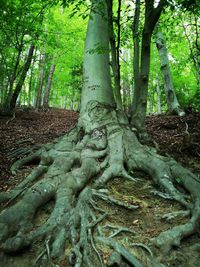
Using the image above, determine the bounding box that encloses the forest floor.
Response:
[0,108,200,267]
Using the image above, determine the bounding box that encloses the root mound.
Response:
[0,102,200,267]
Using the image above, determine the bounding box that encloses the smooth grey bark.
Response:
[155,27,185,116]
[156,74,162,114]
[80,0,115,115]
[43,63,55,109]
[9,44,35,111]
[107,0,122,109]
[35,53,45,109]
[131,0,167,139]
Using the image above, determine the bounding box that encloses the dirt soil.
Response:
[0,108,200,267]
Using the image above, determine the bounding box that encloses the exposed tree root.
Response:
[0,102,200,266]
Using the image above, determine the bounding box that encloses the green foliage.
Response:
[0,0,86,110]
[0,0,199,112]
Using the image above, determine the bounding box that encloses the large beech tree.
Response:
[0,1,200,267]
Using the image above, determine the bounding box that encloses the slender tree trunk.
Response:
[148,81,154,114]
[28,48,37,107]
[8,45,23,98]
[9,44,35,112]
[155,74,162,114]
[131,26,152,136]
[121,48,131,113]
[155,27,185,116]
[3,45,23,111]
[182,20,200,86]
[28,71,33,107]
[35,53,45,109]
[107,0,122,109]
[131,0,166,140]
[131,0,140,115]
[43,63,55,109]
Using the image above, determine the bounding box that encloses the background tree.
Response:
[130,0,167,140]
[155,25,185,116]
[0,0,52,113]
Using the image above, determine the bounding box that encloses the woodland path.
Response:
[0,108,200,267]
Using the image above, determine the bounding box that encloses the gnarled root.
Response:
[0,102,199,266]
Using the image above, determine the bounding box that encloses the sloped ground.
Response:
[0,108,200,267]
[0,108,78,191]
[146,112,200,170]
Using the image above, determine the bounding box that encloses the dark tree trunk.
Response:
[131,0,140,115]
[8,44,23,98]
[3,44,23,111]
[43,63,55,109]
[107,0,122,109]
[131,0,167,139]
[9,44,35,112]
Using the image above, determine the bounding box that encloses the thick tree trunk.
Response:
[155,27,185,116]
[9,44,35,112]
[43,63,55,109]
[80,0,115,115]
[35,53,45,109]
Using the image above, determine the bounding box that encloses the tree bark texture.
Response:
[155,27,185,116]
[43,63,55,109]
[80,0,115,115]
